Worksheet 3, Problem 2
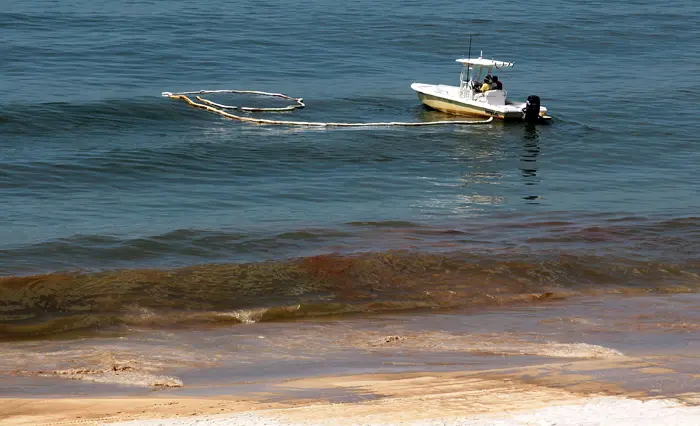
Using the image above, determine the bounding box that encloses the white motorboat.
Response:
[411,53,551,123]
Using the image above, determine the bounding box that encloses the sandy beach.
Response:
[3,362,700,426]
[3,334,700,426]
[107,397,700,426]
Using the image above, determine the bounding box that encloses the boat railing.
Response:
[462,80,478,100]
[460,81,468,98]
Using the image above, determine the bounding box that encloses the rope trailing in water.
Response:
[162,90,493,127]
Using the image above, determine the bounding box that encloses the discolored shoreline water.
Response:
[2,213,699,341]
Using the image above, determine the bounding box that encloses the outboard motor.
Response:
[522,95,541,123]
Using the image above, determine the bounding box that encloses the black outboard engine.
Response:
[522,95,541,123]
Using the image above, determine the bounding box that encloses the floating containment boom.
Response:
[162,90,493,127]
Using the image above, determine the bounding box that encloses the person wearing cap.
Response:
[491,75,503,90]
[480,76,492,92]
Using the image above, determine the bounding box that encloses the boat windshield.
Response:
[460,65,492,83]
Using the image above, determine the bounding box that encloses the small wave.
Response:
[4,215,700,275]
[347,220,423,228]
[1,250,699,340]
[467,342,625,359]
[18,363,183,388]
[353,331,625,360]
[0,228,361,274]
[1,97,201,137]
[0,143,241,194]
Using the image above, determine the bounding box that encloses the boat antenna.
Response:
[466,34,472,82]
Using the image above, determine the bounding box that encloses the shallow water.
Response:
[3,294,700,400]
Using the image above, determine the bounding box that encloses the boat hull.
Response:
[415,92,523,121]
[411,83,550,122]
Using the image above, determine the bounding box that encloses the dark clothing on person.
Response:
[491,76,503,90]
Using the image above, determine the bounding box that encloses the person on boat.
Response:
[491,75,503,90]
[480,76,492,92]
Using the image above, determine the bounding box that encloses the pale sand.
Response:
[105,397,700,426]
[3,358,699,426]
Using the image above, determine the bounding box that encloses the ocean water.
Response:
[2,0,700,343]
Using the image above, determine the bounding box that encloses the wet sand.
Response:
[2,293,700,425]
[3,361,700,425]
